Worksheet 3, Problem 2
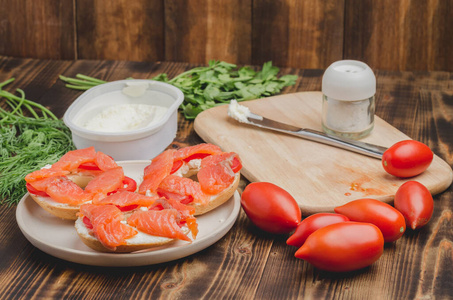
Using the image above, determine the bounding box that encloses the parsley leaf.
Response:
[60,61,298,119]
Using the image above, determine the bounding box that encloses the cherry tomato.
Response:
[82,216,93,229]
[230,156,242,173]
[394,181,434,230]
[182,153,212,162]
[170,160,184,174]
[382,140,433,178]
[295,222,384,272]
[119,176,137,192]
[334,198,406,242]
[241,182,301,234]
[26,183,49,197]
[286,213,349,247]
[78,162,101,170]
[116,204,139,212]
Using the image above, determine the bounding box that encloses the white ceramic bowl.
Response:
[63,79,184,161]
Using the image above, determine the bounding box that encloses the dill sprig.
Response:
[0,78,75,205]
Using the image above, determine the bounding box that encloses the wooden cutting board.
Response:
[194,91,453,215]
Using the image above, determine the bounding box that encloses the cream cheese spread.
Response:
[228,100,251,123]
[82,104,168,132]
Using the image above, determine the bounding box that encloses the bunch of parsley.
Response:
[60,61,298,119]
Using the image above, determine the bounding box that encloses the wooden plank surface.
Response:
[0,56,452,299]
[344,0,453,71]
[164,0,252,64]
[252,0,344,69]
[1,1,453,70]
[193,92,453,214]
[76,0,165,61]
[0,0,75,59]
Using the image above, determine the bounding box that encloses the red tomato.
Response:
[334,198,406,242]
[230,156,242,173]
[26,183,49,197]
[394,181,434,230]
[117,204,139,212]
[286,213,349,247]
[295,222,384,272]
[241,182,301,234]
[170,160,184,174]
[382,140,433,178]
[82,216,93,229]
[119,176,137,192]
[78,162,101,170]
[182,153,212,162]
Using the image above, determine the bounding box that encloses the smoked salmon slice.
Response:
[29,176,91,205]
[157,175,210,205]
[151,198,198,238]
[52,147,97,171]
[85,167,125,200]
[94,151,118,171]
[80,204,137,251]
[173,143,222,161]
[138,149,175,194]
[197,152,242,194]
[25,168,69,183]
[93,190,158,208]
[127,209,192,242]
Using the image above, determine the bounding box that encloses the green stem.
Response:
[63,84,92,90]
[59,76,101,87]
[0,78,15,89]
[75,74,107,84]
[0,90,58,120]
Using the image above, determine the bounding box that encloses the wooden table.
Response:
[0,56,452,299]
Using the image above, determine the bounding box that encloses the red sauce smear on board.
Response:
[347,175,386,196]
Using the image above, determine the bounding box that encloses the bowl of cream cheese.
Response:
[63,79,184,160]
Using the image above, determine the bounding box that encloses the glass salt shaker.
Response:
[321,60,376,140]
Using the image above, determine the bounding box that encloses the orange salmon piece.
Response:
[94,190,158,207]
[164,198,198,238]
[95,151,118,171]
[30,176,91,205]
[52,147,97,171]
[80,204,137,251]
[197,153,238,194]
[173,143,222,161]
[138,149,175,194]
[85,167,124,200]
[127,209,191,241]
[158,175,210,205]
[25,168,69,183]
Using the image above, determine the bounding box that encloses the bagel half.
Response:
[192,172,240,215]
[29,194,88,220]
[75,215,191,253]
[28,173,95,220]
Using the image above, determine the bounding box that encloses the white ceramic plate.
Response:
[16,160,241,267]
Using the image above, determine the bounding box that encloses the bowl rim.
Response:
[63,79,184,141]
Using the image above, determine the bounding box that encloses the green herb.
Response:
[0,78,75,205]
[60,61,298,119]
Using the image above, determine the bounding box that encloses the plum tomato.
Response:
[382,140,433,178]
[241,182,301,234]
[295,222,384,272]
[286,213,349,247]
[394,181,434,230]
[334,198,406,242]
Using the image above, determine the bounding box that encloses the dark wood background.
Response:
[1,0,452,71]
